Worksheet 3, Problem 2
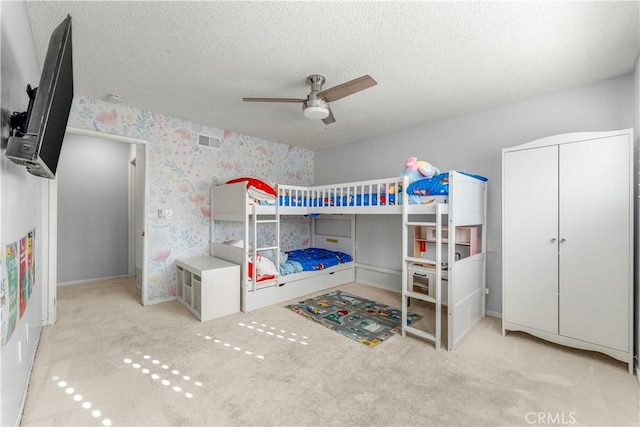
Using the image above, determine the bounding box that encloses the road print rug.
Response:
[285,290,421,347]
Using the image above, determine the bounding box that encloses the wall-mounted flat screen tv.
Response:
[6,15,73,179]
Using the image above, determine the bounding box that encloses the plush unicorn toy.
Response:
[401,157,440,183]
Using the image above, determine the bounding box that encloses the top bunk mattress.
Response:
[404,171,487,204]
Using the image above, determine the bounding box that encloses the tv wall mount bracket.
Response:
[9,84,38,137]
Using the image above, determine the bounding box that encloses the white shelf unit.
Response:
[414,225,479,257]
[175,256,240,321]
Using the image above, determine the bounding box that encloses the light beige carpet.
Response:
[20,277,639,426]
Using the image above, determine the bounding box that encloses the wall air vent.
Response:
[197,134,222,150]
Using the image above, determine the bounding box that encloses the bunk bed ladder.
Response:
[251,204,280,288]
[401,203,444,350]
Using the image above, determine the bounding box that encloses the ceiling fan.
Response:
[242,74,377,125]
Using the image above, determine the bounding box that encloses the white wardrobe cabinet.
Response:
[502,129,633,373]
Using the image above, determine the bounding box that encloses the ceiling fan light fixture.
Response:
[303,105,330,120]
[243,74,377,125]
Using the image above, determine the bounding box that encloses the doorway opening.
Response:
[46,127,149,324]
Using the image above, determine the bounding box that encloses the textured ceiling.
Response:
[25,1,639,151]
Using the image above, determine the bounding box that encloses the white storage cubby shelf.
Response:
[175,256,240,322]
[409,225,480,302]
[414,225,479,261]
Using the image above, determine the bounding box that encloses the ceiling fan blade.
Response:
[317,75,377,103]
[242,97,306,103]
[322,108,336,125]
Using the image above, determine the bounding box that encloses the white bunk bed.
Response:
[210,176,402,312]
[209,172,487,350]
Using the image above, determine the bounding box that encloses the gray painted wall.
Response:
[0,2,49,425]
[315,73,635,315]
[57,134,131,283]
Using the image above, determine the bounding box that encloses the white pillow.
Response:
[255,253,278,277]
[248,187,276,201]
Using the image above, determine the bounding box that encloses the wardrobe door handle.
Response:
[560,238,566,243]
[550,238,557,243]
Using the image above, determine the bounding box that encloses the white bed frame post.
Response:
[446,172,457,351]
[275,185,280,270]
[435,202,443,350]
[401,177,409,338]
[251,205,257,291]
[482,178,488,319]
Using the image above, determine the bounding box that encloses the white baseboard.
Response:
[486,310,502,319]
[147,295,176,305]
[16,331,42,427]
[357,279,401,293]
[354,264,401,293]
[57,275,129,287]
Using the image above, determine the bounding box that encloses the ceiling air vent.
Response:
[197,134,222,150]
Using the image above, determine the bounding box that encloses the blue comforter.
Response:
[280,248,353,275]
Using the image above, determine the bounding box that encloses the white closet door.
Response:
[559,135,630,351]
[503,145,559,333]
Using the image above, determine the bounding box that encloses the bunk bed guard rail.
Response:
[276,177,402,210]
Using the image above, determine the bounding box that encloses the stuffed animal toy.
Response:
[384,157,440,196]
[401,157,440,183]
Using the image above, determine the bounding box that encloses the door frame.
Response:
[45,127,150,324]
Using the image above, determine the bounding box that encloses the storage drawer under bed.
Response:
[242,267,355,312]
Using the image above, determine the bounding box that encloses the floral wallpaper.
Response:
[67,96,314,302]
